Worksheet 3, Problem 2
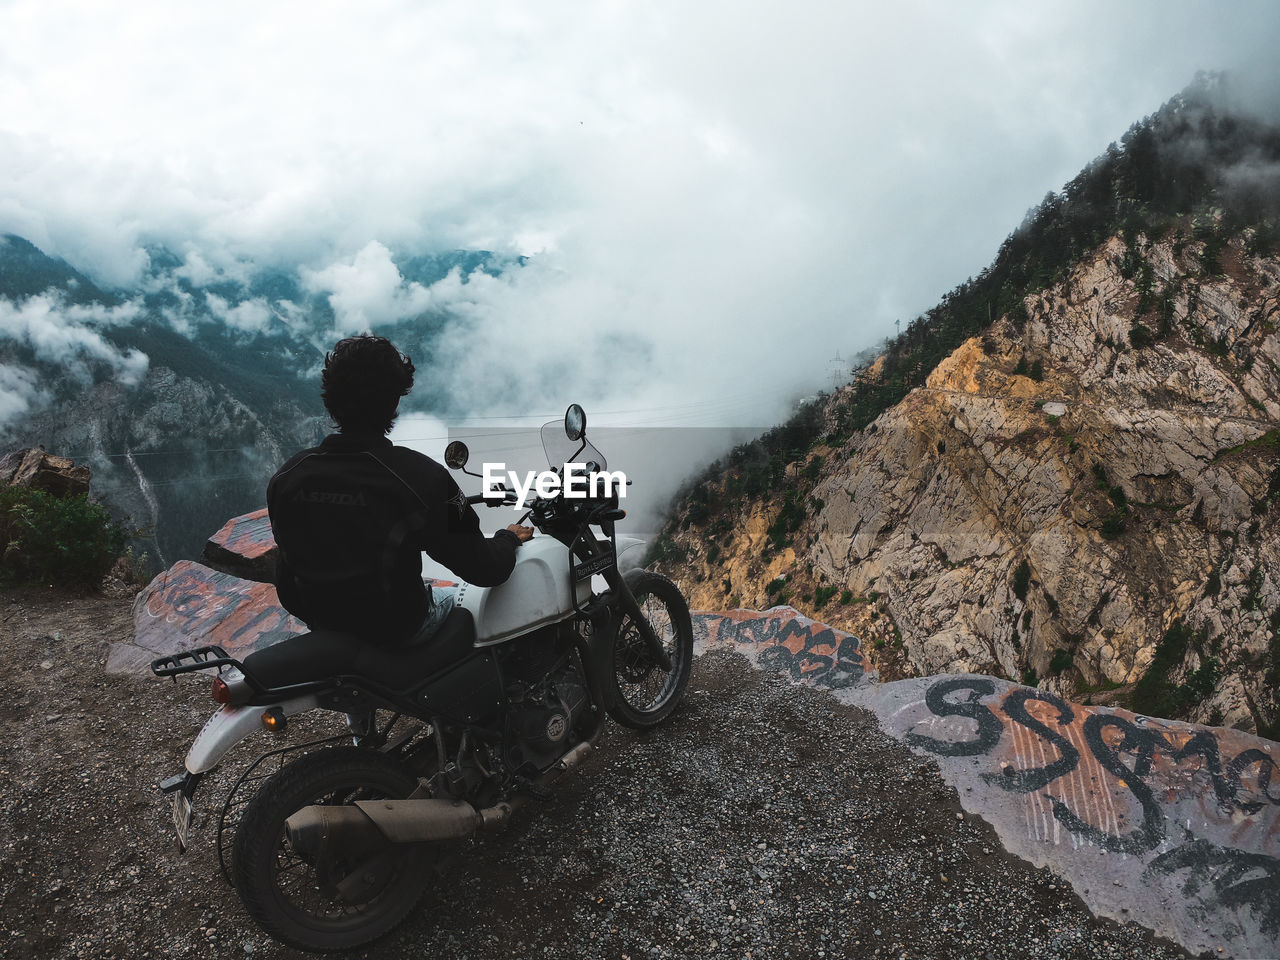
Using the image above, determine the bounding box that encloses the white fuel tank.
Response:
[456,537,593,646]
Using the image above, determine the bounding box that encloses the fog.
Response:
[3,0,1280,432]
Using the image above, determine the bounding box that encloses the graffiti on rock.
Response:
[131,560,304,660]
[902,675,1280,932]
[693,608,873,690]
[1145,838,1280,938]
[207,507,276,559]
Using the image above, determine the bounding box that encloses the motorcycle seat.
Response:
[242,607,478,692]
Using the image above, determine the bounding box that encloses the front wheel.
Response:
[607,570,694,729]
[231,746,430,952]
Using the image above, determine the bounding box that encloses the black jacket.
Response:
[267,432,519,643]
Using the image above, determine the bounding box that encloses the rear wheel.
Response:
[231,747,430,952]
[607,571,693,729]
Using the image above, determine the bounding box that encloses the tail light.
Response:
[211,676,231,704]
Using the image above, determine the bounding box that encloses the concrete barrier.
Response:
[693,605,1279,959]
[120,538,1279,957]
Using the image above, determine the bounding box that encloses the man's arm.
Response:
[420,470,525,586]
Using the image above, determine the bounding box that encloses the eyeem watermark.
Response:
[483,462,627,504]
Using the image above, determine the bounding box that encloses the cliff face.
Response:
[8,365,322,568]
[662,228,1280,733]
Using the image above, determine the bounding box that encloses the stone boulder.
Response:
[0,447,91,498]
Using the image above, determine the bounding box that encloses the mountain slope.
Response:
[655,80,1280,736]
[0,236,506,566]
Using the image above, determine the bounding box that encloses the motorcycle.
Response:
[150,404,693,952]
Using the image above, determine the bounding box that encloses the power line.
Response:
[58,387,800,462]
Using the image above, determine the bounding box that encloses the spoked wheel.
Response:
[231,746,431,952]
[607,570,694,729]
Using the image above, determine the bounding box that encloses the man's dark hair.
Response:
[321,335,416,435]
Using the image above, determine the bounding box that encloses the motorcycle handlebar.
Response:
[466,491,520,507]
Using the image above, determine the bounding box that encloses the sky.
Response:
[2,0,1280,434]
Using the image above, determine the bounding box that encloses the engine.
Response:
[499,626,590,774]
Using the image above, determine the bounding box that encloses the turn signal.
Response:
[211,676,230,704]
[262,707,286,732]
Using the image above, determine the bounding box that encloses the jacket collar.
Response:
[318,432,393,453]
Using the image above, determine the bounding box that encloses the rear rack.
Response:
[151,646,241,679]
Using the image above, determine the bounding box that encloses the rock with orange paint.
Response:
[693,605,875,691]
[848,673,1280,960]
[113,560,304,673]
[201,508,278,583]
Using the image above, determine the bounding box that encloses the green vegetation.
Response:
[1245,565,1265,612]
[1131,620,1221,720]
[1205,565,1221,596]
[814,585,839,608]
[1013,559,1031,602]
[1020,668,1039,687]
[1261,613,1280,740]
[1214,428,1280,462]
[766,491,808,551]
[1259,466,1280,514]
[840,589,854,605]
[1049,648,1074,675]
[0,487,127,587]
[642,533,687,568]
[1077,676,1124,697]
[1100,482,1130,540]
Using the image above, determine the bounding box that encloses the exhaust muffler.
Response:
[285,740,596,853]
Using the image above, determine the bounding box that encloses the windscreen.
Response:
[540,418,607,472]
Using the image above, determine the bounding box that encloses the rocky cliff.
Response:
[659,227,1280,735]
[7,364,322,569]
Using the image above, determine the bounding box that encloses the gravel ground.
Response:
[1,584,1191,959]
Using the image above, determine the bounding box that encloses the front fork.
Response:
[583,541,672,673]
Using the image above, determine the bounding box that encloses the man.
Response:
[268,334,533,646]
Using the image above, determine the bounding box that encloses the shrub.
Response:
[1205,565,1221,596]
[643,533,687,568]
[1132,620,1220,720]
[766,492,807,551]
[1049,648,1074,675]
[1130,323,1154,349]
[0,487,127,587]
[1101,512,1127,539]
[814,585,839,608]
[1013,559,1031,602]
[840,589,853,605]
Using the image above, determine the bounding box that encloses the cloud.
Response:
[204,293,274,335]
[1,0,1279,430]
[0,363,45,424]
[300,241,445,334]
[0,294,149,412]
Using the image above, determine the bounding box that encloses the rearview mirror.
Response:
[443,441,470,470]
[564,404,586,442]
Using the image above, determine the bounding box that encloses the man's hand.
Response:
[506,524,534,543]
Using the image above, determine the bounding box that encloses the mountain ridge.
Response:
[653,78,1280,738]
[0,235,511,566]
